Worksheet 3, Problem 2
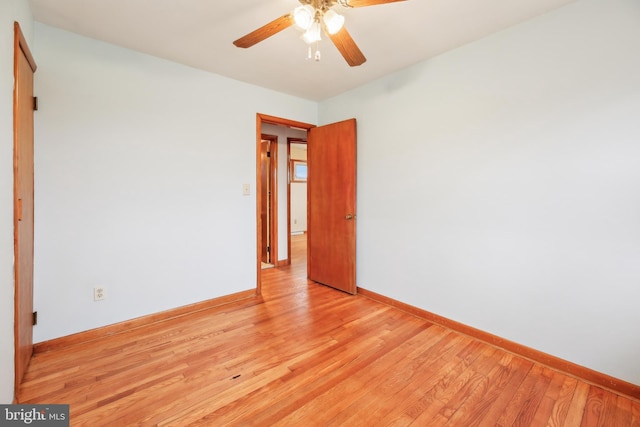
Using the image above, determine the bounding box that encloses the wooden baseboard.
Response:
[357,286,640,401]
[33,289,258,354]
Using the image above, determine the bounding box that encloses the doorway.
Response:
[287,138,307,264]
[256,115,314,295]
[260,134,277,269]
[255,115,357,296]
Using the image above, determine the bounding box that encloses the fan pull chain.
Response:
[307,43,321,62]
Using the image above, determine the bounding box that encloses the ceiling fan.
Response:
[233,0,407,67]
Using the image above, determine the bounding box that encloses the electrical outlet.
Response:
[94,287,106,301]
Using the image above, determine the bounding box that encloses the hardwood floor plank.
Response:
[401,341,489,424]
[511,370,553,427]
[613,394,633,427]
[632,399,640,427]
[581,386,605,427]
[529,368,565,424]
[207,311,412,424]
[164,303,428,425]
[564,381,591,426]
[17,234,640,426]
[252,317,431,426]
[155,342,338,426]
[434,352,527,427]
[283,325,453,426]
[364,333,473,425]
[191,332,393,426]
[495,363,549,426]
[473,357,533,427]
[123,321,352,424]
[329,328,469,425]
[426,348,500,427]
[546,375,580,427]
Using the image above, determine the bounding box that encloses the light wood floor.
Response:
[19,234,640,426]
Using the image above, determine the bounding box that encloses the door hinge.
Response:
[33,96,38,111]
[32,311,38,326]
[267,246,270,253]
[266,151,271,158]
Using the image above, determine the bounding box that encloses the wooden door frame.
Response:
[14,21,37,395]
[286,137,307,264]
[260,134,278,266]
[255,114,314,296]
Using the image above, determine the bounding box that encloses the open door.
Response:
[307,119,357,294]
[14,22,37,392]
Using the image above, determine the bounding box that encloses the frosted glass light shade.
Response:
[302,21,322,44]
[293,5,315,30]
[323,9,345,35]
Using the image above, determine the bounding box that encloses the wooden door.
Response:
[14,22,37,391]
[307,119,357,294]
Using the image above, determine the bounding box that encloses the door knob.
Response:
[345,214,353,220]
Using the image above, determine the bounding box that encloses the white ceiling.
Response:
[28,0,577,101]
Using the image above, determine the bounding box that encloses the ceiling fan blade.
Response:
[341,0,407,7]
[233,14,294,48]
[328,27,366,67]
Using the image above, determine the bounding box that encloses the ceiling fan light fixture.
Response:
[233,0,386,67]
[293,5,315,30]
[323,9,345,35]
[302,21,322,44]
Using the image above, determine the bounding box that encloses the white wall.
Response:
[32,24,317,342]
[319,0,640,385]
[0,0,34,404]
[261,124,307,260]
